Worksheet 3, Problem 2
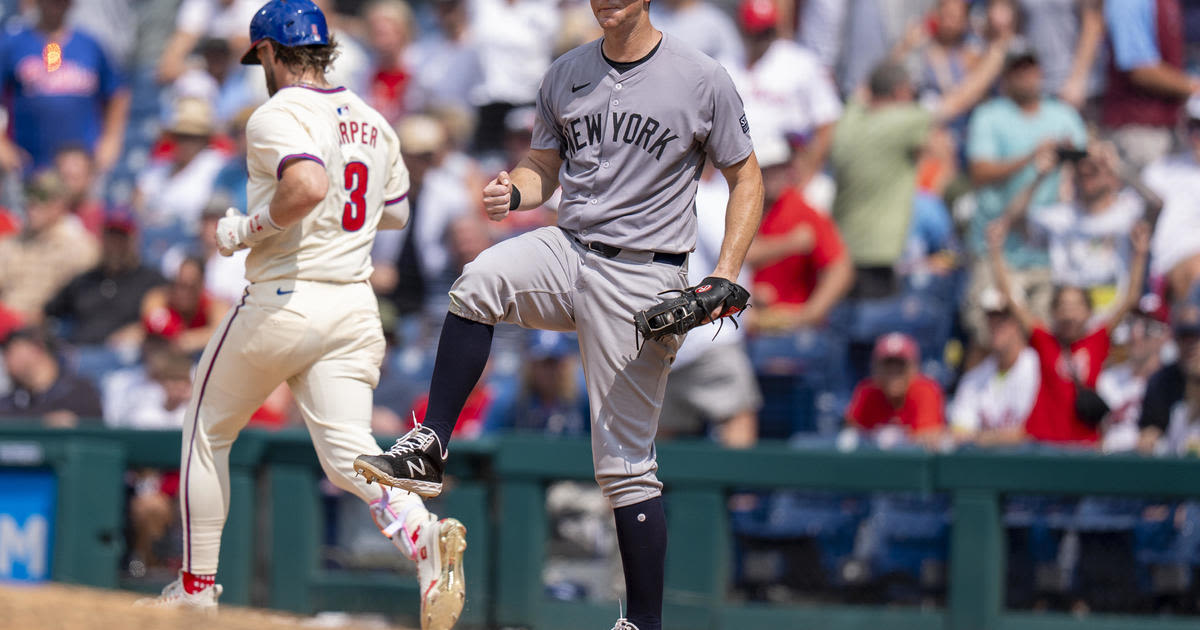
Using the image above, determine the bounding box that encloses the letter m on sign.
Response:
[407,459,427,477]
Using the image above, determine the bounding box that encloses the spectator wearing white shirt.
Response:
[468,0,559,153]
[649,0,743,69]
[1098,296,1170,452]
[102,336,192,430]
[1000,139,1162,316]
[949,287,1040,446]
[1143,96,1200,303]
[134,98,229,234]
[733,0,841,212]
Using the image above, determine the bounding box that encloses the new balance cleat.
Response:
[354,424,446,497]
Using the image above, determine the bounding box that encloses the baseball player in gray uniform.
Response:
[354,0,763,626]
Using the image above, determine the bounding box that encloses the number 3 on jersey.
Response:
[342,162,368,231]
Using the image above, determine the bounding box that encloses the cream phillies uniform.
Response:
[180,84,427,575]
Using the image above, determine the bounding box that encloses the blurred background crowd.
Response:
[7,0,1200,615]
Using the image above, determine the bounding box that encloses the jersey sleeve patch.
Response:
[276,153,326,180]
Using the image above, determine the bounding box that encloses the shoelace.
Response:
[610,619,639,630]
[387,427,432,456]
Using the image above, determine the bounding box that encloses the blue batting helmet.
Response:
[240,0,329,65]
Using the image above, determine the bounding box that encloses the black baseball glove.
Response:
[634,276,750,349]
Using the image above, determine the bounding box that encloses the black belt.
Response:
[573,236,686,266]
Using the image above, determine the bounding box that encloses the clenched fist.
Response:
[482,170,514,222]
[216,207,283,256]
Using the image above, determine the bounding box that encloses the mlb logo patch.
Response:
[739,114,749,134]
[337,105,350,116]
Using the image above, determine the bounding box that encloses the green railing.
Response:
[3,426,1200,630]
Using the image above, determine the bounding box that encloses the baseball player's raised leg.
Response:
[288,284,466,630]
[574,256,688,630]
[355,227,579,494]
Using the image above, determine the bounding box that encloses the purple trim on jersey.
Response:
[277,153,325,180]
[182,290,247,572]
[281,84,347,94]
[384,192,409,206]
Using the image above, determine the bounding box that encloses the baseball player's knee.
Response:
[448,262,504,324]
[596,470,664,509]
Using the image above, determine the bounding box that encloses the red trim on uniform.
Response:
[277,153,325,180]
[182,290,247,572]
[384,191,409,206]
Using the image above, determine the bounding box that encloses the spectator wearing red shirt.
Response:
[846,332,946,446]
[987,218,1151,445]
[140,257,230,355]
[745,136,854,332]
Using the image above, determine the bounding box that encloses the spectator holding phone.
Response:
[987,217,1151,445]
[996,139,1162,317]
[964,49,1087,341]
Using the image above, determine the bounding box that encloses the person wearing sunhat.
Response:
[845,332,946,447]
[134,97,229,231]
[0,171,99,320]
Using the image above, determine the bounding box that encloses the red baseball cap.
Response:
[738,0,778,34]
[872,332,919,364]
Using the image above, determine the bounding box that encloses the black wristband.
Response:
[509,186,522,211]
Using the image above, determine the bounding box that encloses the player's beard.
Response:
[263,62,279,97]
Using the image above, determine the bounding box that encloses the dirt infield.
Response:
[0,583,414,630]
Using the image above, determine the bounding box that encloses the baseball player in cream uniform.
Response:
[139,3,466,629]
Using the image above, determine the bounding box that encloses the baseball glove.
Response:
[634,276,750,349]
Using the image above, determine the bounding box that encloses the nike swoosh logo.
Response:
[276,288,295,295]
[571,82,590,93]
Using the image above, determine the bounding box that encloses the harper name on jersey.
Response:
[338,120,380,148]
[559,111,680,160]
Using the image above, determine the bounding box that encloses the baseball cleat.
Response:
[609,619,640,630]
[412,516,468,630]
[133,574,222,613]
[354,425,446,497]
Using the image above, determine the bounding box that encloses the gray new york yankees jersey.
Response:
[532,34,754,254]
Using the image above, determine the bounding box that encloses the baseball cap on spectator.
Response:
[1003,46,1039,74]
[397,115,446,156]
[25,170,68,203]
[872,332,919,364]
[1134,293,1169,323]
[504,106,537,135]
[980,285,1024,314]
[738,0,778,34]
[756,134,791,169]
[168,98,216,137]
[103,207,138,235]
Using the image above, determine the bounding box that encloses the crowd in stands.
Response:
[5,0,1200,462]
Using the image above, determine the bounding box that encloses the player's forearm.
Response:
[270,160,330,227]
[511,151,562,210]
[712,154,764,280]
